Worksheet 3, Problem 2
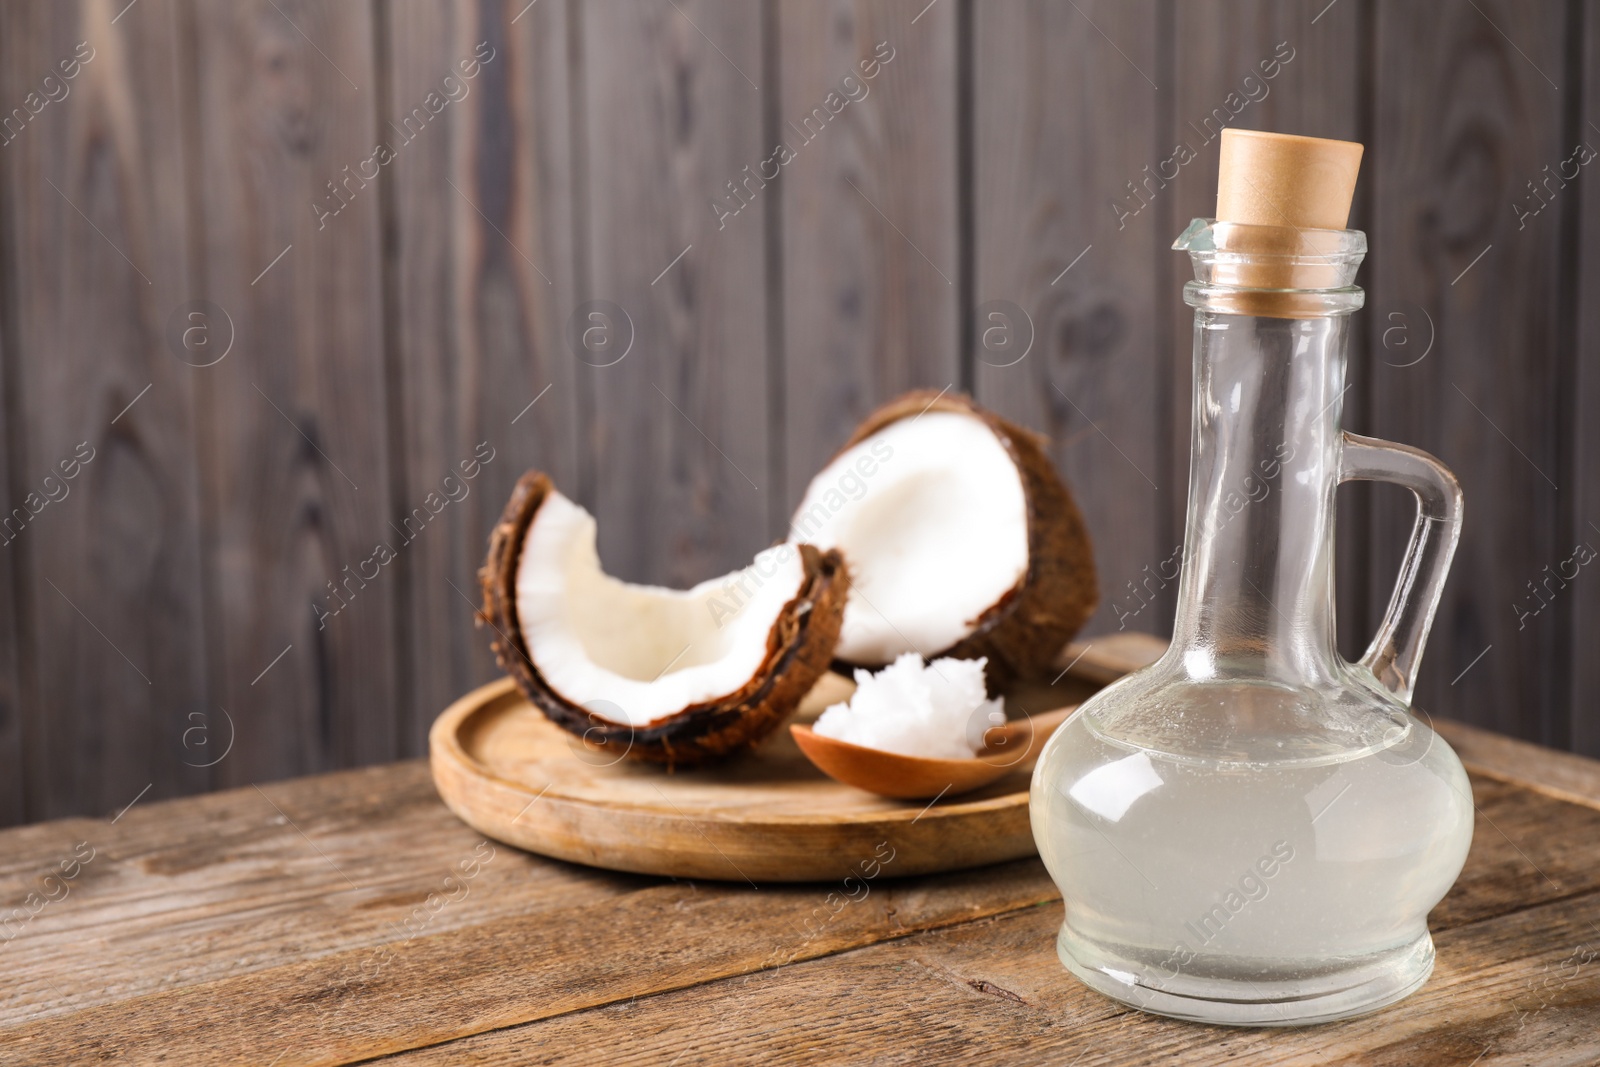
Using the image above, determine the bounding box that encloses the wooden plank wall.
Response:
[0,0,1594,825]
[973,1,1167,664]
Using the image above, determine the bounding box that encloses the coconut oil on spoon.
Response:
[793,704,1076,800]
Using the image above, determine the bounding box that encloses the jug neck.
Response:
[1168,218,1370,684]
[1170,313,1352,681]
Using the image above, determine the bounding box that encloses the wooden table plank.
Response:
[1431,776,1600,928]
[0,852,1058,1064]
[1439,717,1600,812]
[0,674,1595,1065]
[380,886,1600,1067]
[0,763,647,1028]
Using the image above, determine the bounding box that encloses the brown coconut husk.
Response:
[480,470,849,766]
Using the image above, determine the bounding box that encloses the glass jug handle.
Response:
[1338,431,1465,705]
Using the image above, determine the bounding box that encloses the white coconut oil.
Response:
[1031,674,1475,1024]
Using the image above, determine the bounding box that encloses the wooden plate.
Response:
[429,633,1166,882]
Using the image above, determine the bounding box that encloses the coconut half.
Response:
[788,390,1096,684]
[481,471,848,765]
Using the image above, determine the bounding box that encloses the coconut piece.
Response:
[480,471,848,765]
[814,654,1005,760]
[789,390,1096,685]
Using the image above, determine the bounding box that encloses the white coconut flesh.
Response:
[789,411,1029,664]
[515,490,808,728]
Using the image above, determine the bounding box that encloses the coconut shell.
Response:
[479,470,850,767]
[820,390,1098,688]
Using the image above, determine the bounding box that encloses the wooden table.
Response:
[1,718,1597,1065]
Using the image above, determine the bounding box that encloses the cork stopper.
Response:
[1209,130,1364,316]
[1216,129,1363,231]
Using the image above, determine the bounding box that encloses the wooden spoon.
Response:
[790,704,1078,800]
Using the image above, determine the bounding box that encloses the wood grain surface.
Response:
[582,0,770,587]
[188,0,401,786]
[1370,0,1572,744]
[1,0,1597,826]
[384,0,584,753]
[0,243,15,827]
[972,0,1168,640]
[1573,0,1600,760]
[777,0,961,517]
[0,0,213,822]
[0,699,1596,1064]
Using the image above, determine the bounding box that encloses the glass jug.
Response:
[1030,218,1473,1026]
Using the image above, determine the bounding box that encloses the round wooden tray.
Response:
[429,634,1163,883]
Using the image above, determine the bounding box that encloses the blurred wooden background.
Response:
[0,0,1593,826]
